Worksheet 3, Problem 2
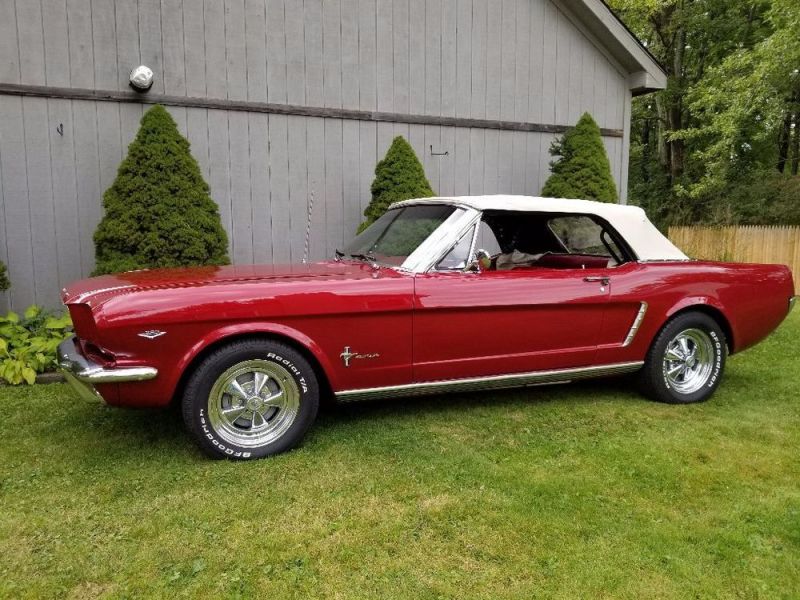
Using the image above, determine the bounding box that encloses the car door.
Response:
[413,268,610,382]
[412,214,616,382]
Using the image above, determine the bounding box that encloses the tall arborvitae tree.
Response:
[541,113,618,203]
[358,136,435,232]
[93,105,229,275]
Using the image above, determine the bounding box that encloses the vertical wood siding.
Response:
[0,0,632,310]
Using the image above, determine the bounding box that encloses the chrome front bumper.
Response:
[791,296,797,313]
[57,336,158,402]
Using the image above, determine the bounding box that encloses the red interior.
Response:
[535,254,610,269]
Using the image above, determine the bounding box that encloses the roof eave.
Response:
[558,0,667,94]
[629,71,668,96]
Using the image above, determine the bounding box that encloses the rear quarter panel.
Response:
[598,261,795,366]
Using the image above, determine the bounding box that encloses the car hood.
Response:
[61,261,391,307]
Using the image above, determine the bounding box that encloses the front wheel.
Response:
[639,312,727,404]
[182,339,320,459]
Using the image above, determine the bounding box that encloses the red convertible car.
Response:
[58,196,796,459]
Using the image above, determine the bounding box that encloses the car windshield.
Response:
[341,204,459,267]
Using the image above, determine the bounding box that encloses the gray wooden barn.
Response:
[0,0,665,311]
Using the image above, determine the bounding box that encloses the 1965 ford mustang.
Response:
[58,196,796,459]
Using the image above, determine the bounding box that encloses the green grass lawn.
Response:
[1,313,799,599]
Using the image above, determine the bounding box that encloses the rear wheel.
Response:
[182,339,319,459]
[640,312,727,404]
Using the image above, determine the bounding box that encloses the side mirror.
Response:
[468,249,492,272]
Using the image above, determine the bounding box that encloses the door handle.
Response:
[584,276,610,286]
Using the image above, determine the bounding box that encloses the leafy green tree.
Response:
[0,261,9,292]
[681,0,800,201]
[359,136,435,232]
[723,172,800,225]
[541,113,618,202]
[606,0,799,227]
[609,0,772,185]
[93,105,229,275]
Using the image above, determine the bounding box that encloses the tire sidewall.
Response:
[648,313,727,404]
[184,341,319,459]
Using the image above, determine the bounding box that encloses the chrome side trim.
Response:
[335,361,644,402]
[622,302,648,347]
[57,336,157,402]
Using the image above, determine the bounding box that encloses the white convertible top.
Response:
[393,195,688,262]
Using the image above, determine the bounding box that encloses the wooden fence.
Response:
[668,226,800,286]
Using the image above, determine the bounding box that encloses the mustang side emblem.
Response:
[340,346,380,367]
[138,330,167,340]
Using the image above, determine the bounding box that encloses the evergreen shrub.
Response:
[93,105,229,275]
[541,112,618,203]
[359,136,435,233]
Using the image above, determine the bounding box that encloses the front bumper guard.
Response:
[57,336,158,402]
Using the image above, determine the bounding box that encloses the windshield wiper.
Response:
[336,250,379,265]
[348,252,377,263]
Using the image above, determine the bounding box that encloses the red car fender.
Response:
[173,322,341,392]
[663,295,733,348]
[665,295,726,319]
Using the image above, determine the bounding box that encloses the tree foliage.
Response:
[541,113,618,202]
[359,136,434,232]
[93,105,230,275]
[681,0,800,199]
[720,172,800,225]
[0,261,9,292]
[608,0,800,227]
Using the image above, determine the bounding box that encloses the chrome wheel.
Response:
[207,359,300,448]
[662,328,715,395]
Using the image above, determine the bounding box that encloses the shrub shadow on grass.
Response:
[303,376,649,459]
[56,375,645,462]
[65,399,193,462]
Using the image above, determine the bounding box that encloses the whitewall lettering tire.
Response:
[640,312,727,404]
[182,339,319,459]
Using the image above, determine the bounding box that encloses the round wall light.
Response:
[129,65,154,91]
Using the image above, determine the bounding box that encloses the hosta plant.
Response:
[0,306,73,385]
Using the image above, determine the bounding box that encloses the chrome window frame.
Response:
[397,203,482,273]
[392,201,647,274]
[430,221,482,273]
